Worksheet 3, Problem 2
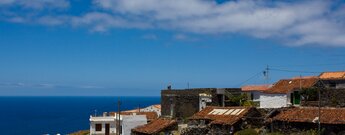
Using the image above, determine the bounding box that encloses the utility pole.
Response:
[318,86,321,135]
[117,98,121,135]
[263,65,269,84]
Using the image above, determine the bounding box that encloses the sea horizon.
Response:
[0,96,160,135]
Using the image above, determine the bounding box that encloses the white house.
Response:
[199,93,212,111]
[241,84,271,103]
[90,112,117,135]
[259,77,319,108]
[124,104,161,117]
[90,111,153,135]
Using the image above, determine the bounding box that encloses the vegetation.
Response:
[300,87,318,101]
[265,132,284,135]
[265,129,325,135]
[69,130,89,135]
[234,128,258,135]
[242,100,259,107]
[225,92,249,106]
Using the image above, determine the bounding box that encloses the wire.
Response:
[269,68,322,74]
[270,62,345,68]
[234,71,263,87]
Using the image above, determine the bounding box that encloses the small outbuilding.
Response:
[186,106,262,135]
[241,84,271,104]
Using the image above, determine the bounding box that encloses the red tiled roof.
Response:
[319,71,345,80]
[189,106,253,125]
[109,112,158,121]
[124,104,161,112]
[124,108,140,112]
[273,107,345,124]
[153,104,161,109]
[132,118,177,134]
[241,84,271,92]
[264,77,319,94]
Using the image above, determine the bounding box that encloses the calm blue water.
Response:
[0,96,160,135]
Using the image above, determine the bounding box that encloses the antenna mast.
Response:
[264,65,269,84]
[117,97,121,135]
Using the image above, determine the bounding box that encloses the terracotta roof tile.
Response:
[319,71,345,80]
[241,84,271,92]
[264,77,319,94]
[274,107,345,124]
[153,104,161,109]
[189,106,253,125]
[124,104,161,113]
[132,118,177,134]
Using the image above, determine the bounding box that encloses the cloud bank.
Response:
[1,0,345,46]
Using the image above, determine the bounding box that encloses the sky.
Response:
[1,0,345,96]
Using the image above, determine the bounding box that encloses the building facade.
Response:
[90,112,149,135]
[241,84,271,106]
[259,77,319,108]
[161,88,241,118]
[319,71,345,89]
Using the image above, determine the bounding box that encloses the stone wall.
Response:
[301,89,345,107]
[161,88,219,118]
[321,88,345,107]
[161,88,241,118]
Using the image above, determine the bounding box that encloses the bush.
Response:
[242,101,259,107]
[265,132,284,135]
[234,128,258,135]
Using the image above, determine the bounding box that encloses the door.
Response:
[290,93,294,105]
[105,124,110,135]
[293,91,301,105]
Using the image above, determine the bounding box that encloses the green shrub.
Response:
[265,132,284,135]
[234,128,258,135]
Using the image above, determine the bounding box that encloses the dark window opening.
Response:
[120,125,122,134]
[95,124,102,131]
[329,83,336,88]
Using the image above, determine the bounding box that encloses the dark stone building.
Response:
[319,71,345,89]
[161,88,241,118]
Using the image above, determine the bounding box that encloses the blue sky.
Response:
[1,0,345,96]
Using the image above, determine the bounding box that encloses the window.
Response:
[329,82,336,88]
[120,125,122,134]
[95,124,102,131]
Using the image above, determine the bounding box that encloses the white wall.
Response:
[122,115,147,135]
[141,105,161,116]
[252,91,262,102]
[90,114,147,135]
[90,121,116,135]
[259,94,288,108]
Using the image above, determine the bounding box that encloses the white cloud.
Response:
[173,33,198,41]
[0,0,70,9]
[71,12,151,32]
[37,16,69,26]
[142,34,158,40]
[0,82,105,89]
[2,0,345,47]
[90,0,345,46]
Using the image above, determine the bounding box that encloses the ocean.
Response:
[0,96,160,135]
